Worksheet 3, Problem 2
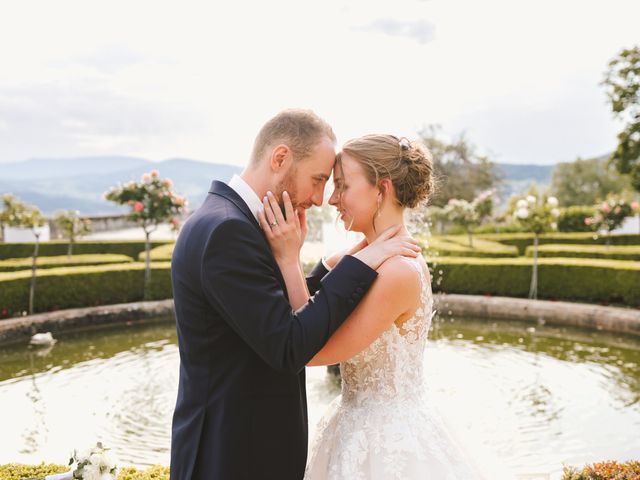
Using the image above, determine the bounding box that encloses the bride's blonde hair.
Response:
[337,134,434,208]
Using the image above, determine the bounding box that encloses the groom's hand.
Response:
[352,224,421,271]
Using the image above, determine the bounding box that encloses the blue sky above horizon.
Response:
[0,0,638,166]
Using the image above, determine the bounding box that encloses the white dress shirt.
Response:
[228,174,263,222]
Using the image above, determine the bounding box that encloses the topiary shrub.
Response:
[0,262,172,317]
[525,244,640,261]
[0,254,134,272]
[0,240,174,261]
[558,206,597,232]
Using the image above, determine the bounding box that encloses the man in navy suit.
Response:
[170,109,407,479]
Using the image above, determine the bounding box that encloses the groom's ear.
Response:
[270,144,291,172]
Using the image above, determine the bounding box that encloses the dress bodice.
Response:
[340,257,435,407]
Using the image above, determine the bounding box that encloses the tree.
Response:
[585,198,633,244]
[53,210,92,256]
[550,156,633,206]
[442,189,496,247]
[418,125,502,207]
[513,193,560,299]
[0,194,27,242]
[105,169,187,300]
[602,46,640,192]
[14,203,46,315]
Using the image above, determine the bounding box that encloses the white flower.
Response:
[526,195,536,204]
[547,196,558,207]
[83,464,102,480]
[100,472,115,480]
[100,451,117,471]
[551,208,560,217]
[516,207,529,219]
[77,448,92,463]
[551,222,558,230]
[516,199,528,209]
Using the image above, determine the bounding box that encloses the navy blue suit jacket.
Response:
[169,181,377,479]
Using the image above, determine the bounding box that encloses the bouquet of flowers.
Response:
[69,442,118,480]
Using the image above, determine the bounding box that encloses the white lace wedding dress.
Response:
[304,257,487,479]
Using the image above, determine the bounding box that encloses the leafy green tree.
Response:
[14,203,46,314]
[550,156,632,206]
[602,46,640,192]
[0,194,27,242]
[105,169,187,300]
[418,125,502,207]
[513,193,560,299]
[53,210,92,256]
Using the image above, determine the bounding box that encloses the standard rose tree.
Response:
[53,210,92,257]
[104,170,187,300]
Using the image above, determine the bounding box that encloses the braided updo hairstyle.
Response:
[337,134,434,208]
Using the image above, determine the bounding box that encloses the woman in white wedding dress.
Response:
[259,134,490,479]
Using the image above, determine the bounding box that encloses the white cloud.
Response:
[0,0,638,166]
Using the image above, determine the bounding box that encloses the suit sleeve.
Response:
[201,219,377,374]
[305,260,329,295]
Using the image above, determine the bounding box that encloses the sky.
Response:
[0,0,638,167]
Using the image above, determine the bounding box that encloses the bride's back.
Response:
[340,255,435,407]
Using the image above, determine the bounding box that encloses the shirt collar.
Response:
[227,174,263,222]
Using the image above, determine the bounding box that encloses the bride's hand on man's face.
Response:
[258,190,306,265]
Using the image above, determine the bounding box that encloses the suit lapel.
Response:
[208,180,288,294]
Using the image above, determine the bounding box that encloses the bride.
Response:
[259,134,487,479]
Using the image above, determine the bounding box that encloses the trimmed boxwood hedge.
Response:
[426,256,640,306]
[477,232,640,255]
[0,262,172,316]
[525,244,640,261]
[0,254,134,272]
[0,464,171,480]
[137,243,175,262]
[0,240,174,260]
[423,236,519,258]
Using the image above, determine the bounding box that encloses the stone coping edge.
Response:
[434,293,640,336]
[0,299,175,345]
[1,295,639,346]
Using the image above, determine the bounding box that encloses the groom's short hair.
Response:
[250,109,336,166]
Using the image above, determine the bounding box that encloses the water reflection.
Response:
[0,315,638,477]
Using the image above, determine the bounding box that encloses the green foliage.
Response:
[417,125,502,207]
[0,464,171,480]
[0,463,69,479]
[104,170,187,233]
[0,254,133,272]
[562,459,640,479]
[550,156,633,206]
[427,256,640,306]
[424,236,518,258]
[558,206,597,232]
[137,243,174,262]
[585,198,633,236]
[53,210,92,255]
[525,244,640,261]
[0,262,172,316]
[602,45,640,192]
[0,240,173,260]
[476,232,640,255]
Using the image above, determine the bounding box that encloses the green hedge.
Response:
[423,236,519,258]
[137,243,175,262]
[477,232,640,255]
[525,244,640,261]
[0,464,170,480]
[0,262,172,316]
[0,254,134,272]
[427,256,640,306]
[557,206,596,232]
[0,240,174,260]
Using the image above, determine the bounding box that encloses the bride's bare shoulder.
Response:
[374,256,421,298]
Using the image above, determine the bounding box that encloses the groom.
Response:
[170,110,393,479]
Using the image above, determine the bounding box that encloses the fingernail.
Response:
[283,191,289,197]
[267,191,273,196]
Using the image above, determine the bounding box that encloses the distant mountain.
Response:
[0,156,241,216]
[495,163,554,184]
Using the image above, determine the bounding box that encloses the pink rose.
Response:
[614,206,621,214]
[158,192,164,199]
[164,178,173,187]
[174,195,185,206]
[133,202,144,212]
[601,202,610,213]
[150,169,159,178]
[170,217,179,225]
[142,173,151,182]
[584,217,593,226]
[631,201,639,211]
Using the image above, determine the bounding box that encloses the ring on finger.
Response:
[270,221,278,227]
